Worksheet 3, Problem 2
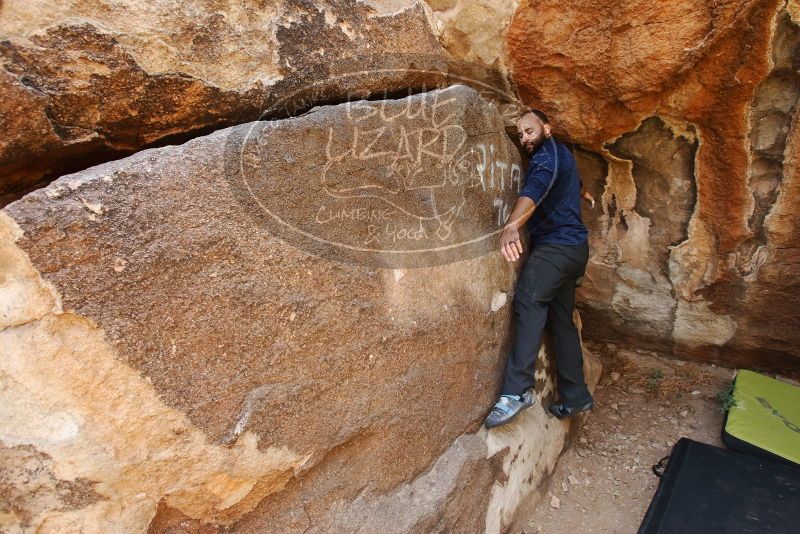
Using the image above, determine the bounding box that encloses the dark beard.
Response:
[523,134,545,154]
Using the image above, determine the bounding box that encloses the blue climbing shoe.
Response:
[485,389,536,429]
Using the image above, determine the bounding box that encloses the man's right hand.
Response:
[499,196,536,262]
[500,225,524,262]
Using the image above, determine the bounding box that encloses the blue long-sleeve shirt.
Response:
[518,138,588,246]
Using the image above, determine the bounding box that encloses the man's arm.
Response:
[500,158,555,262]
[500,196,535,262]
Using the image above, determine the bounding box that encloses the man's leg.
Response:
[500,251,563,396]
[485,253,557,428]
[547,280,592,406]
[500,271,549,396]
[487,244,586,428]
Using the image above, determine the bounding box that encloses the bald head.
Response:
[518,109,549,125]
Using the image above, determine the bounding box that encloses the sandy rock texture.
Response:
[0,0,448,205]
[424,0,520,107]
[1,86,600,533]
[502,0,800,372]
[4,0,798,376]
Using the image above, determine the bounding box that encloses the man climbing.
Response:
[485,109,594,429]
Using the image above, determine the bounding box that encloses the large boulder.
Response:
[502,0,800,372]
[5,0,798,375]
[0,85,600,533]
[0,0,449,205]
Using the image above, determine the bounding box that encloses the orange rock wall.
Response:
[505,0,800,372]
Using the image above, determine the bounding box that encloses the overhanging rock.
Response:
[0,0,449,205]
[0,85,600,533]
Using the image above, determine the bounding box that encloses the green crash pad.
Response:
[722,369,800,467]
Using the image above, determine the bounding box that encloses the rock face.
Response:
[4,0,798,376]
[0,0,448,205]
[5,0,797,527]
[424,0,520,107]
[0,86,600,533]
[504,0,800,373]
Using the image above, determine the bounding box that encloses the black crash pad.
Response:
[639,437,800,533]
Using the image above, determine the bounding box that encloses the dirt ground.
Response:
[522,344,738,534]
